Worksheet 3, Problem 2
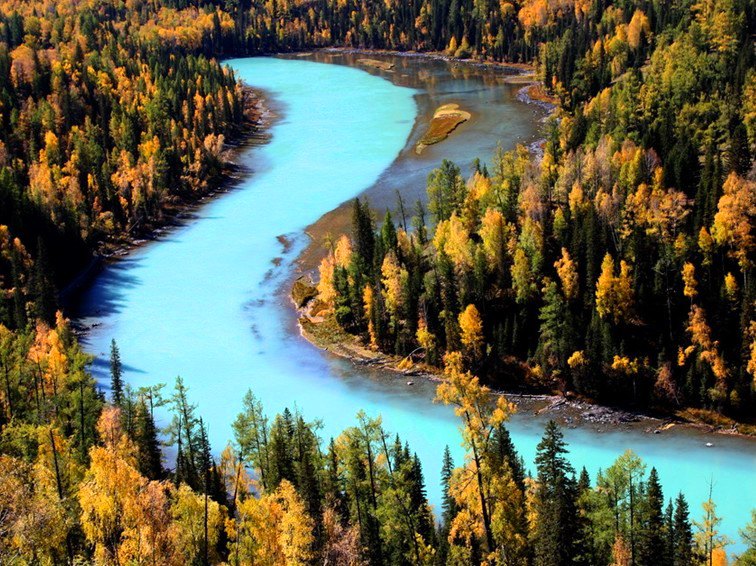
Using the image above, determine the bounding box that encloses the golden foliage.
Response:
[686,305,728,385]
[381,252,407,320]
[682,262,698,299]
[459,304,484,361]
[711,173,756,271]
[627,9,650,49]
[232,480,314,565]
[554,247,578,300]
[318,254,337,308]
[79,407,182,565]
[595,254,634,324]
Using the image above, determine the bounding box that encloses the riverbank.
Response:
[321,47,559,114]
[293,275,755,438]
[320,46,536,74]
[290,49,549,274]
[61,86,274,305]
[280,51,756,439]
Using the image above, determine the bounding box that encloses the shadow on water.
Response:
[89,356,147,378]
[72,258,144,320]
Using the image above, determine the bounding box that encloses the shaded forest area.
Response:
[312,0,755,422]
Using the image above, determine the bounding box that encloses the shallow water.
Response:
[73,56,754,551]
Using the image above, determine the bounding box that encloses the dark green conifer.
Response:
[135,399,164,480]
[109,339,124,407]
[672,493,693,566]
[534,421,578,566]
[638,467,668,566]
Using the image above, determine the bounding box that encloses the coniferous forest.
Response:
[0,0,754,564]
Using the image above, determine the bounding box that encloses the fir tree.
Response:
[673,493,693,566]
[109,339,124,407]
[534,421,578,566]
[638,467,668,566]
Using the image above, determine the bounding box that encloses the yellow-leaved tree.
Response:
[79,406,182,565]
[459,304,484,364]
[230,479,314,565]
[436,352,521,561]
[595,253,634,324]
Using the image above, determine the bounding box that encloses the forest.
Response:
[0,0,753,563]
[0,321,752,564]
[314,0,756,423]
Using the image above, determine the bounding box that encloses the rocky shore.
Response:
[292,275,754,438]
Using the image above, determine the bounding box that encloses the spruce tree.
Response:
[638,467,668,566]
[109,339,124,407]
[440,445,458,527]
[381,210,398,254]
[135,399,164,480]
[673,493,693,566]
[352,198,375,271]
[534,421,578,566]
[30,239,57,324]
[322,437,346,516]
[293,413,323,521]
[437,445,457,566]
[268,411,295,488]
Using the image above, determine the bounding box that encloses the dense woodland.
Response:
[1,324,753,564]
[316,0,756,422]
[0,0,754,563]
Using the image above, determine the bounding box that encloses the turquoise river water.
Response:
[72,56,755,552]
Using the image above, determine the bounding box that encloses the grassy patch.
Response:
[524,83,559,105]
[299,314,358,349]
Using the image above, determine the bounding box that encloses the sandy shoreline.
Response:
[320,46,536,74]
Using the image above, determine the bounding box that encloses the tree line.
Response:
[1,320,753,564]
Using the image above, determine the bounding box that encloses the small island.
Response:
[416,103,471,154]
[357,58,395,71]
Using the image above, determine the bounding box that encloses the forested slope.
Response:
[315,0,756,422]
[0,0,754,563]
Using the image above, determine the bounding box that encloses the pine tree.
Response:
[534,420,578,566]
[135,399,163,480]
[637,467,667,566]
[673,493,693,566]
[109,339,124,407]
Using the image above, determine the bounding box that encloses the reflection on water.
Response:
[72,56,754,551]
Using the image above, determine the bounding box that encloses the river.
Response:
[71,54,755,551]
